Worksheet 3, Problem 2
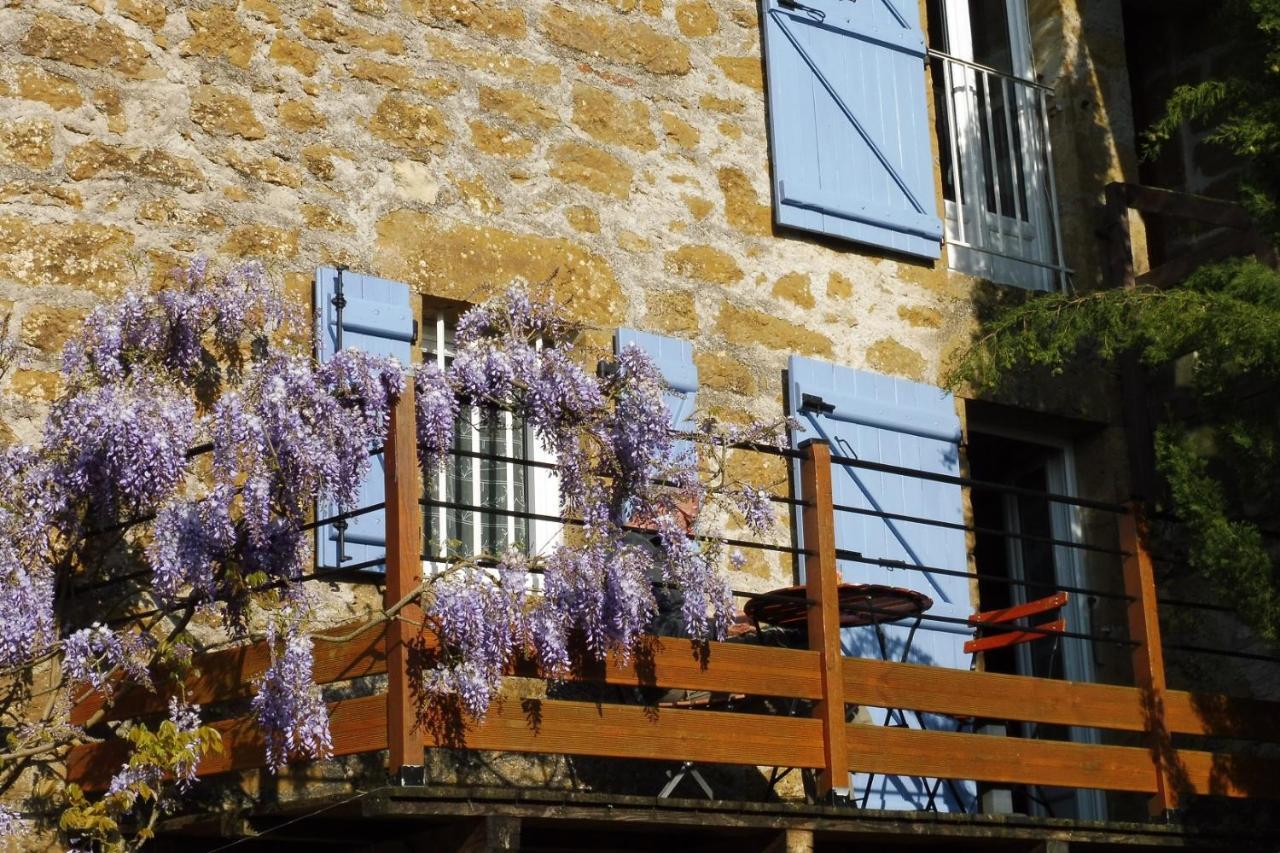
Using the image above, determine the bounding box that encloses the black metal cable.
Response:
[826,451,1128,513]
[419,497,810,557]
[1164,642,1280,665]
[834,548,1135,604]
[1155,597,1236,614]
[832,501,1130,557]
[303,502,386,532]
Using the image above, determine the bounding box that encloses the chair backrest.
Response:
[962,591,1068,655]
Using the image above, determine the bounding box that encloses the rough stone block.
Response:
[375,211,625,325]
[67,141,206,192]
[549,141,633,198]
[675,0,719,36]
[542,7,691,76]
[19,13,157,79]
[665,244,743,283]
[716,302,832,356]
[269,36,322,76]
[478,86,559,129]
[190,86,266,139]
[369,95,450,157]
[867,338,926,381]
[772,272,814,309]
[404,0,527,39]
[717,167,772,237]
[571,83,657,152]
[182,5,257,69]
[0,217,135,292]
[0,120,54,170]
[16,64,82,111]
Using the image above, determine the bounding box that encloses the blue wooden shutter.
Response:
[315,267,416,574]
[789,355,976,811]
[615,328,698,453]
[761,0,942,259]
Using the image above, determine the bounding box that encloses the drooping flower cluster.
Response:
[421,552,535,717]
[61,624,153,695]
[44,372,197,513]
[416,287,776,718]
[250,613,332,768]
[0,446,59,668]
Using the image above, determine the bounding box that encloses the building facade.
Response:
[8,0,1250,847]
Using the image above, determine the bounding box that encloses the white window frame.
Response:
[931,0,1068,291]
[420,308,560,588]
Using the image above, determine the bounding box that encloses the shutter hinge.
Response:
[800,393,836,414]
[411,318,419,346]
[777,0,826,20]
[332,264,348,351]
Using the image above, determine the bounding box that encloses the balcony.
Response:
[66,394,1280,851]
[931,50,1069,291]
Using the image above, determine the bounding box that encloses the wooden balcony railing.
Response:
[66,388,1280,815]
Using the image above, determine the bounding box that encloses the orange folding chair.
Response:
[922,591,1069,813]
[963,590,1069,657]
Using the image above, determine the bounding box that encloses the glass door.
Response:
[968,430,1106,821]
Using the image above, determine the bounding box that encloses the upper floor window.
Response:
[928,0,1068,290]
[757,0,1067,289]
[420,301,559,565]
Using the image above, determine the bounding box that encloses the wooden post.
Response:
[1119,501,1177,815]
[800,440,849,798]
[385,384,424,778]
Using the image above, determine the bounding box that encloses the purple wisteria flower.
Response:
[415,361,458,472]
[0,804,20,841]
[44,370,197,512]
[251,615,332,768]
[61,625,153,695]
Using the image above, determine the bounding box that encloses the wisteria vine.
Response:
[0,261,790,849]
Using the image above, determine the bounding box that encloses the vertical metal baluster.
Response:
[332,265,349,564]
[1003,76,1024,229]
[979,69,1007,264]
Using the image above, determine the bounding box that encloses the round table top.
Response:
[743,582,933,629]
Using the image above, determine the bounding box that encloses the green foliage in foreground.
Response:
[946,258,1280,642]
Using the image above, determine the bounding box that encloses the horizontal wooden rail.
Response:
[70,622,388,726]
[1166,689,1280,743]
[847,723,1159,794]
[71,631,822,727]
[68,694,388,791]
[431,699,825,769]
[842,657,1149,732]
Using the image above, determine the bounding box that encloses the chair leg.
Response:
[659,761,714,799]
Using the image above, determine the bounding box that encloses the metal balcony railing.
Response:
[930,50,1069,292]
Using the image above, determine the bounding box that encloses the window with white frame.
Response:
[927,0,1068,290]
[420,303,561,568]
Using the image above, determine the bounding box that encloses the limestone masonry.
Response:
[0,0,1144,595]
